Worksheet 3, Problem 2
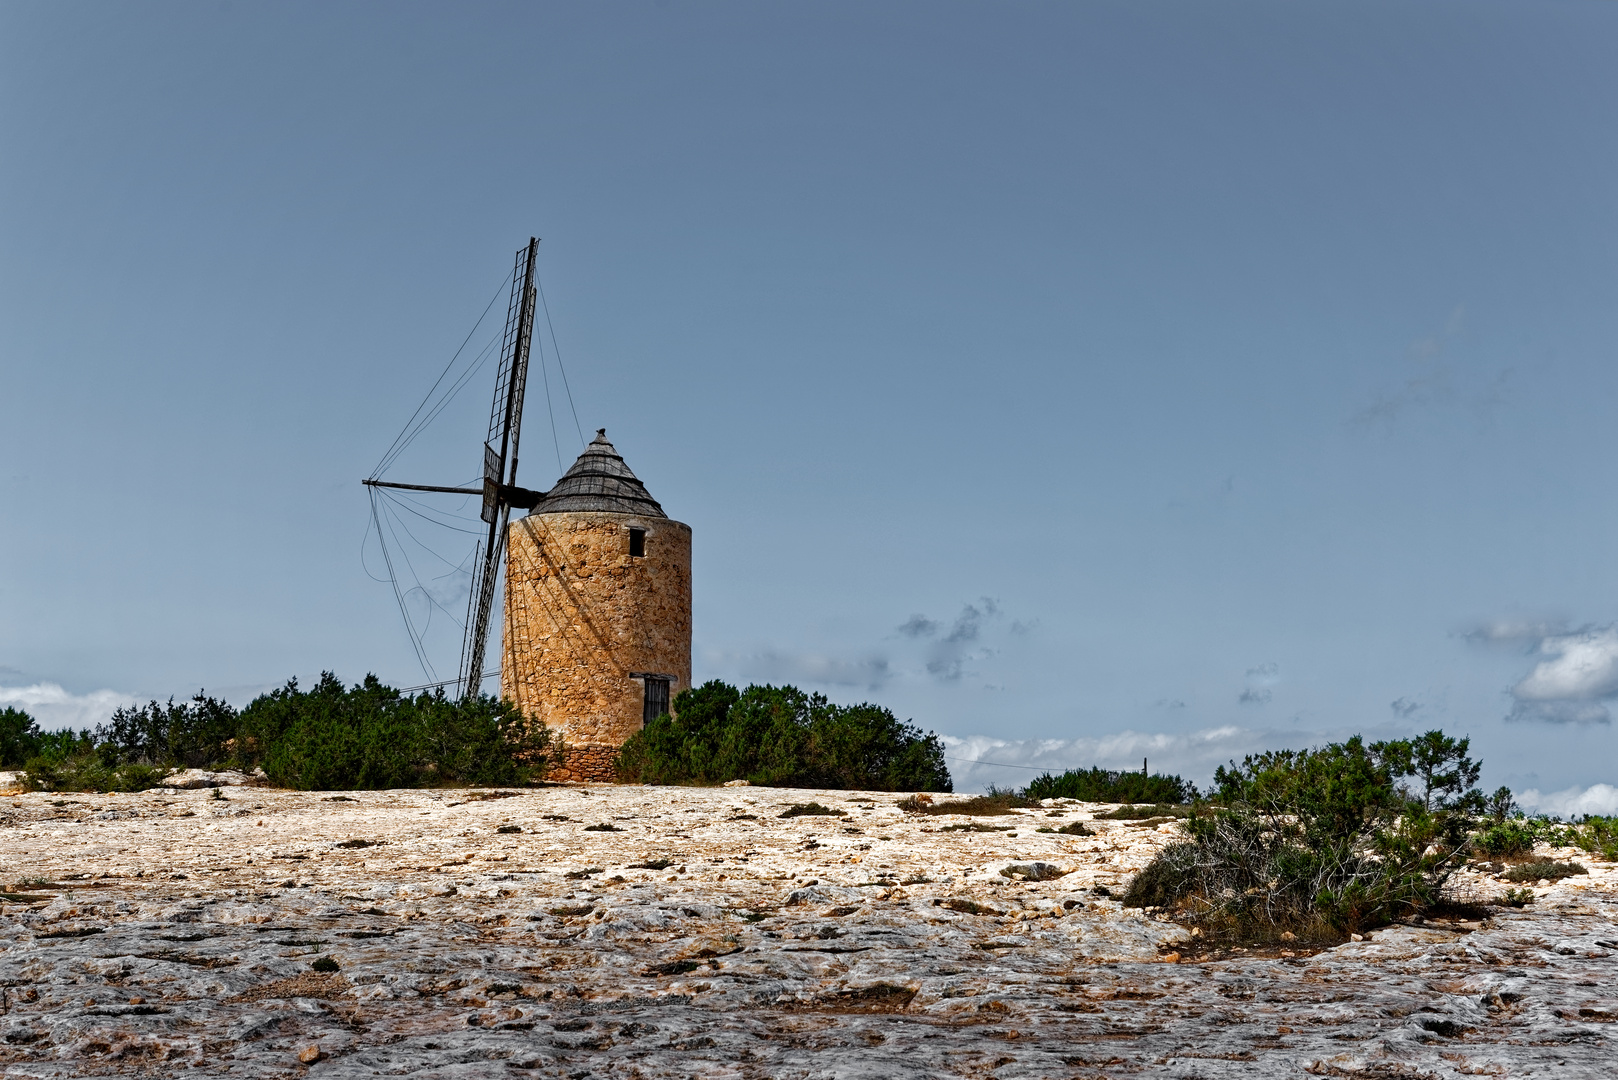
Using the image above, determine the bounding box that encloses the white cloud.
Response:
[0,682,137,731]
[1516,783,1618,818]
[940,726,1260,794]
[1507,626,1618,724]
[707,650,892,692]
[1462,618,1563,645]
[1514,628,1618,701]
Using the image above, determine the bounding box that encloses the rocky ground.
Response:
[0,780,1614,1078]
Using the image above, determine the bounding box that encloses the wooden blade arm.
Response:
[364,478,544,509]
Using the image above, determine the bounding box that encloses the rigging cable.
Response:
[534,317,565,476]
[373,330,504,479]
[371,268,513,478]
[376,493,478,627]
[368,486,436,679]
[535,275,586,449]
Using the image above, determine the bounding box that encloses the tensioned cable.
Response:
[369,488,435,679]
[372,268,513,478]
[378,487,486,537]
[378,496,477,629]
[396,670,500,697]
[376,492,483,581]
[535,276,586,449]
[535,321,564,476]
[373,329,504,479]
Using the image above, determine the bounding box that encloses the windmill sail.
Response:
[460,238,539,698]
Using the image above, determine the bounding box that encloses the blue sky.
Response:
[3,1,1616,804]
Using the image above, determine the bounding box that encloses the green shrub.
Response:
[613,680,951,792]
[1471,820,1537,858]
[1572,816,1618,861]
[779,802,844,818]
[899,788,1039,815]
[1100,803,1192,820]
[25,754,173,794]
[1024,766,1196,804]
[240,674,553,790]
[0,708,43,767]
[97,694,240,769]
[1500,860,1585,883]
[20,672,553,793]
[1125,731,1484,938]
[1036,821,1094,835]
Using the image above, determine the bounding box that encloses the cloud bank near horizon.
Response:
[940,725,1286,794]
[0,682,137,732]
[1515,783,1618,818]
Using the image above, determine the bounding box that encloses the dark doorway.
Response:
[643,677,670,725]
[629,528,646,557]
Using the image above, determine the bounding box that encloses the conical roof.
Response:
[534,429,667,517]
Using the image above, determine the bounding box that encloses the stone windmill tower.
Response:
[501,431,692,782]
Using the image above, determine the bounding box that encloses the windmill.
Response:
[363,238,548,700]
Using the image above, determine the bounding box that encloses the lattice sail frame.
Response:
[459,238,538,699]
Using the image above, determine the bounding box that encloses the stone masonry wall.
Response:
[544,744,621,784]
[502,512,692,760]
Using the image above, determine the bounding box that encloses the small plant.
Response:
[548,904,594,917]
[583,822,623,831]
[211,787,225,801]
[1471,820,1534,858]
[1099,804,1191,820]
[310,957,340,973]
[780,802,845,818]
[1497,887,1536,907]
[939,898,1000,916]
[1125,730,1488,939]
[629,858,674,870]
[1036,821,1095,836]
[1500,860,1586,883]
[1572,816,1618,861]
[565,867,603,879]
[496,824,522,834]
[939,822,1011,833]
[899,789,1040,816]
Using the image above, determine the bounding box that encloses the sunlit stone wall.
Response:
[502,512,692,780]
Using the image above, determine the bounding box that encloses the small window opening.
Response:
[629,528,646,557]
[643,677,670,726]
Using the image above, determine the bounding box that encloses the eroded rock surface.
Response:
[0,784,1613,1077]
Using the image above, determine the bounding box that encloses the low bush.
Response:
[98,694,241,770]
[1500,859,1587,883]
[613,681,952,792]
[1036,821,1094,836]
[1124,731,1485,939]
[240,674,553,790]
[1471,820,1538,858]
[779,802,845,818]
[0,707,43,767]
[1571,816,1618,861]
[1099,803,1192,820]
[1024,766,1196,804]
[899,788,1039,816]
[19,672,554,792]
